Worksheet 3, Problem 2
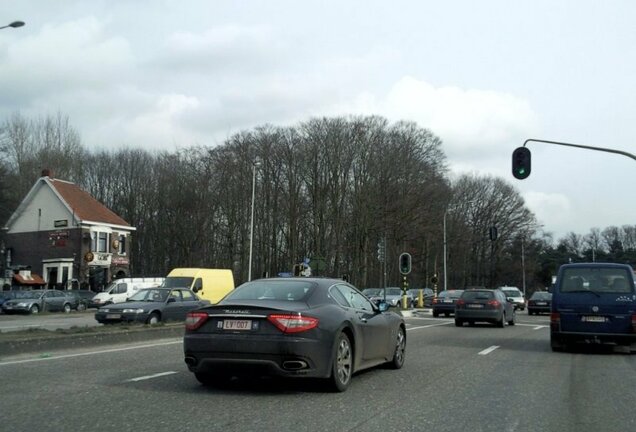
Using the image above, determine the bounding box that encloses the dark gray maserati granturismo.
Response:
[183,277,406,392]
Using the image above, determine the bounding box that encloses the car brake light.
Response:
[487,300,500,307]
[185,312,209,331]
[432,298,439,304]
[268,314,319,333]
[550,312,560,331]
[456,299,465,307]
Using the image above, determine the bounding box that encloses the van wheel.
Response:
[147,313,161,325]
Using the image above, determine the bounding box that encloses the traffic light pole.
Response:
[523,138,636,161]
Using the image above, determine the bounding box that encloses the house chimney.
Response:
[41,168,54,179]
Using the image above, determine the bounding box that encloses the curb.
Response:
[0,324,185,358]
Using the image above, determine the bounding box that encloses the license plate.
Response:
[467,304,484,308]
[106,314,121,319]
[222,319,252,330]
[536,302,547,306]
[581,316,606,323]
[443,299,453,303]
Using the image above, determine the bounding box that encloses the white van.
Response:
[90,277,165,307]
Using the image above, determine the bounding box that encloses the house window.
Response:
[98,232,108,252]
[91,231,110,253]
[118,234,127,255]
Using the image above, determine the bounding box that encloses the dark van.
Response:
[550,263,636,351]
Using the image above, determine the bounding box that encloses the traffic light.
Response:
[512,147,531,180]
[377,238,385,262]
[489,226,498,241]
[399,252,411,275]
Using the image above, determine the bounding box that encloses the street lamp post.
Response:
[247,160,261,281]
[443,209,448,293]
[0,21,25,30]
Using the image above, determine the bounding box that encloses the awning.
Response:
[13,273,46,285]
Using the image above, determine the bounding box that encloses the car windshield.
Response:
[384,288,402,296]
[225,281,314,302]
[561,268,634,293]
[129,289,169,302]
[462,291,493,301]
[501,288,522,297]
[362,288,383,296]
[439,290,463,299]
[530,292,551,300]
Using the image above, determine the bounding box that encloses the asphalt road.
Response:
[1,313,635,432]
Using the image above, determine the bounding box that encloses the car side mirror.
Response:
[507,297,513,302]
[377,301,389,312]
[192,286,200,293]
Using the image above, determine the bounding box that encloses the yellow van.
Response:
[163,268,234,304]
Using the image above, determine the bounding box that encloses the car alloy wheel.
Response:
[330,332,352,392]
[389,327,405,369]
[30,304,39,314]
[147,313,161,325]
[63,303,71,313]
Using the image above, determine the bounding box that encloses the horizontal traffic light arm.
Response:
[523,138,636,161]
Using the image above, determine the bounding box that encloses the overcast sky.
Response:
[2,0,635,240]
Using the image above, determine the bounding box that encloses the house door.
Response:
[47,268,58,289]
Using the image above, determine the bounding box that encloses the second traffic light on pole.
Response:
[399,252,411,275]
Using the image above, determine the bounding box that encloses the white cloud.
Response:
[522,191,572,232]
[345,76,539,162]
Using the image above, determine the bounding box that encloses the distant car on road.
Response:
[455,288,515,327]
[432,290,464,317]
[66,289,97,311]
[1,289,80,314]
[499,286,526,311]
[368,287,412,308]
[183,277,405,392]
[361,288,384,301]
[527,291,552,315]
[94,287,208,324]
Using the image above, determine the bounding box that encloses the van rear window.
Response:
[561,268,633,293]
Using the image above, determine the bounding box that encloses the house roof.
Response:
[49,179,131,227]
[3,174,133,231]
[14,273,46,285]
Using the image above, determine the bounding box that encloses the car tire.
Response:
[387,326,406,369]
[454,319,463,327]
[329,332,353,392]
[147,312,161,325]
[432,311,439,318]
[77,302,87,312]
[63,303,72,314]
[508,310,516,326]
[497,313,505,328]
[29,304,39,314]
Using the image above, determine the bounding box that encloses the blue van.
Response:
[550,262,636,351]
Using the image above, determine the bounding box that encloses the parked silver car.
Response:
[1,289,80,314]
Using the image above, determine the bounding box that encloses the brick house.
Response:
[1,170,135,291]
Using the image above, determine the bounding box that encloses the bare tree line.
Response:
[3,112,631,291]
